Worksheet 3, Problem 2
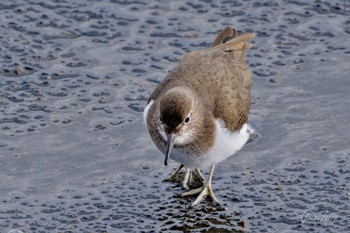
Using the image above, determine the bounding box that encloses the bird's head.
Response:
[158,86,201,166]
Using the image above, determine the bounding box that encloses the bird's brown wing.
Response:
[148,29,255,131]
[204,32,255,131]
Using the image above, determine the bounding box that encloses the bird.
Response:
[143,27,255,207]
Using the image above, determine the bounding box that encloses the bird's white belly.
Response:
[171,120,253,169]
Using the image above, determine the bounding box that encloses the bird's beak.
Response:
[165,133,175,166]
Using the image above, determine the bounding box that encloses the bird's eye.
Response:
[184,116,191,124]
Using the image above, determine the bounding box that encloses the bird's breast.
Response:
[168,121,252,169]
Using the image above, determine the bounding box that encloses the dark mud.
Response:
[1,0,350,232]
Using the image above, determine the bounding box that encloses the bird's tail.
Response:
[208,27,255,63]
[210,27,255,50]
[210,27,238,47]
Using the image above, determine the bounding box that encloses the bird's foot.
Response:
[163,164,184,182]
[163,164,192,189]
[181,182,220,207]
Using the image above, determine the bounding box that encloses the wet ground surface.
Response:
[1,0,350,232]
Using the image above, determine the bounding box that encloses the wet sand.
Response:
[1,0,350,232]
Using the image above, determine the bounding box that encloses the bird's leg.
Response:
[181,165,220,207]
[181,168,206,196]
[182,168,192,190]
[164,164,184,181]
[163,164,192,189]
[195,168,205,182]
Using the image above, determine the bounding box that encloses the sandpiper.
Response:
[143,27,255,207]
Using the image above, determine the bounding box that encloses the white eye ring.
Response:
[184,116,190,124]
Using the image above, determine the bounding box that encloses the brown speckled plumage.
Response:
[145,27,255,206]
[148,27,254,132]
[146,27,254,157]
